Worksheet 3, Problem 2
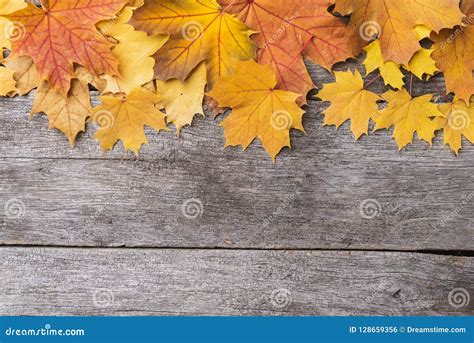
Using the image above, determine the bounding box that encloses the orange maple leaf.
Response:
[221,0,352,101]
[335,0,464,65]
[431,4,474,102]
[6,0,127,95]
[130,0,255,89]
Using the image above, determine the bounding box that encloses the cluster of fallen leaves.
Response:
[0,0,473,160]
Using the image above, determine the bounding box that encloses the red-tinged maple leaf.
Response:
[6,0,128,94]
[220,0,352,101]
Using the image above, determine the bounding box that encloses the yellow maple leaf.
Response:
[375,90,444,149]
[130,0,256,88]
[102,26,168,94]
[3,55,39,95]
[31,79,92,144]
[156,63,207,134]
[335,0,464,65]
[364,40,404,89]
[409,48,438,80]
[434,100,474,154]
[317,70,380,139]
[364,40,437,89]
[92,87,168,153]
[0,65,16,95]
[98,4,168,94]
[208,60,305,161]
[0,0,26,52]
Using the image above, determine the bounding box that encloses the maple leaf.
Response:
[31,79,92,144]
[0,66,16,96]
[374,90,444,149]
[156,63,207,134]
[208,60,305,161]
[3,56,39,95]
[0,0,26,52]
[431,5,474,102]
[101,24,168,94]
[462,1,474,15]
[5,0,128,95]
[130,0,256,88]
[92,87,168,153]
[364,40,437,90]
[220,0,352,101]
[97,3,168,94]
[434,100,474,154]
[317,70,380,139]
[335,0,464,65]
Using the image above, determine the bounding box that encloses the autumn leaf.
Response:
[130,0,256,88]
[336,0,464,65]
[101,25,168,94]
[0,0,26,53]
[98,3,168,94]
[2,56,39,95]
[364,40,437,89]
[220,0,352,101]
[208,60,305,161]
[431,6,474,103]
[375,90,444,149]
[5,0,128,95]
[408,48,438,81]
[31,79,92,144]
[75,66,107,93]
[317,70,380,139]
[0,66,16,96]
[156,63,207,134]
[92,87,168,153]
[434,100,474,154]
[364,40,404,89]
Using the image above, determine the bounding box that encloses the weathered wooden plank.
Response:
[1,156,473,250]
[0,248,472,316]
[1,61,473,250]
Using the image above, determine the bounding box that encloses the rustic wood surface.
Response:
[0,61,473,315]
[1,248,472,316]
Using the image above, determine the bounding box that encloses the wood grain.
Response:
[0,63,473,250]
[1,247,472,316]
[0,61,472,316]
[1,155,473,250]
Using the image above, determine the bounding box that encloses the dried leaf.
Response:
[208,60,305,161]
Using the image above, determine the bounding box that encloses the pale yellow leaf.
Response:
[156,63,207,134]
[31,79,92,144]
[318,70,380,139]
[92,87,168,153]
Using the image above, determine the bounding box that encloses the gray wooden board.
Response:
[0,62,473,251]
[0,248,472,316]
[0,61,473,316]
